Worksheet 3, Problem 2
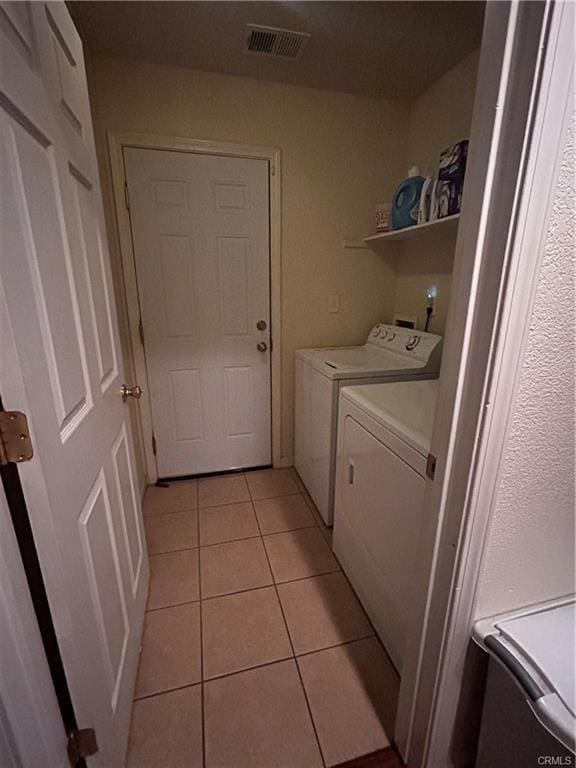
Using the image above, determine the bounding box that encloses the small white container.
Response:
[375,202,391,232]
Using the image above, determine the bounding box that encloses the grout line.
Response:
[249,490,303,503]
[148,544,200,556]
[134,680,202,703]
[200,582,275,605]
[146,597,201,613]
[261,526,333,542]
[197,497,252,511]
[143,506,198,518]
[148,545,199,557]
[198,565,344,603]
[199,520,320,550]
[295,634,376,660]
[250,483,327,768]
[203,652,295,684]
[199,533,264,550]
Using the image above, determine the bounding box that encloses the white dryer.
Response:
[294,324,442,525]
[333,380,438,672]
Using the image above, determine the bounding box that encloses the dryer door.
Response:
[334,415,425,671]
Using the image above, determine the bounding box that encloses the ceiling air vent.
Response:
[244,24,310,61]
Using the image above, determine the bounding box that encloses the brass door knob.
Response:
[120,384,142,402]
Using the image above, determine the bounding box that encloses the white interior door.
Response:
[0,3,148,765]
[124,147,271,478]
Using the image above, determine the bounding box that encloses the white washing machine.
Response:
[332,380,438,672]
[294,324,442,525]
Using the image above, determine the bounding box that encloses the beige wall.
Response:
[87,53,408,471]
[393,50,480,334]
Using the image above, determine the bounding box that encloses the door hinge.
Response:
[270,163,276,176]
[67,727,98,766]
[426,452,437,481]
[152,434,157,455]
[124,182,131,210]
[0,411,34,466]
[138,318,145,346]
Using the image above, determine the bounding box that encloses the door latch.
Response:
[0,411,33,465]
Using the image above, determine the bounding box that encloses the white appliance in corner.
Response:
[294,324,442,525]
[333,380,439,672]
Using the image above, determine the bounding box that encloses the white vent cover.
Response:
[244,24,310,61]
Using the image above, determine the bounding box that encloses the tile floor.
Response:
[128,468,400,768]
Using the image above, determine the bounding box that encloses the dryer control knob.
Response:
[406,335,421,350]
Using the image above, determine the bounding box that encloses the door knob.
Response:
[256,320,267,331]
[120,384,143,402]
[256,341,268,352]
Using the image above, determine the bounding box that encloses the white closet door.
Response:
[124,147,271,477]
[0,3,147,764]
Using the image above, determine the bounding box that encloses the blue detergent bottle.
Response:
[391,166,425,230]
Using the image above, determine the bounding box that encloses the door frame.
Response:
[395,1,568,765]
[108,132,282,484]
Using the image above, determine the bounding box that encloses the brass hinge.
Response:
[138,318,145,346]
[124,182,131,210]
[426,452,437,481]
[67,728,98,766]
[152,434,157,455]
[0,411,33,466]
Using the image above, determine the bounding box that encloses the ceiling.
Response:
[69,1,485,102]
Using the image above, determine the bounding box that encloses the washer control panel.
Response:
[367,323,443,364]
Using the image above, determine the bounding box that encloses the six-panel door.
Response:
[0,3,147,764]
[124,147,272,478]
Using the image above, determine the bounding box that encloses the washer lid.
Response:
[496,602,575,717]
[296,346,426,379]
[473,597,576,753]
[340,380,439,456]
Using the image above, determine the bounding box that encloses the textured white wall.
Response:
[475,108,575,618]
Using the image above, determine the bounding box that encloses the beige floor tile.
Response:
[143,480,197,516]
[277,572,373,655]
[254,494,316,535]
[127,685,203,768]
[199,501,259,546]
[144,510,198,554]
[246,468,299,499]
[297,637,399,767]
[202,586,292,679]
[148,549,199,610]
[204,659,323,768]
[200,537,272,598]
[263,528,340,583]
[135,603,201,698]
[198,473,250,508]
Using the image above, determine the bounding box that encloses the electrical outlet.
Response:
[328,294,340,313]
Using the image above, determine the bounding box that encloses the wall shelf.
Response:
[364,213,460,247]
